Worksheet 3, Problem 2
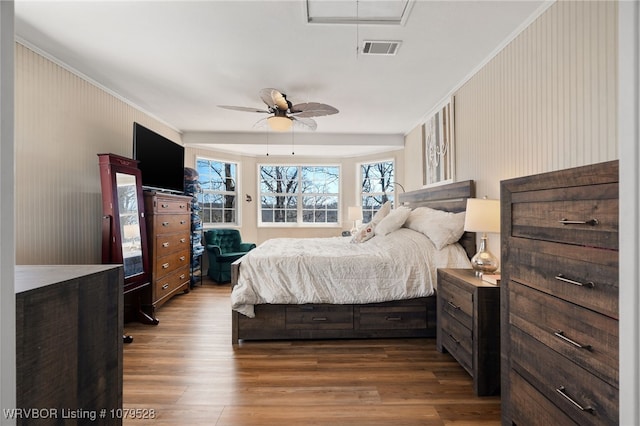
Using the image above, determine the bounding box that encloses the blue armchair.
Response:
[204,229,256,283]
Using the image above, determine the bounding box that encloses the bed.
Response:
[230,180,476,343]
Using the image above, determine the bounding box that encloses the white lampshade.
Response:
[464,198,501,233]
[348,206,363,221]
[267,116,293,131]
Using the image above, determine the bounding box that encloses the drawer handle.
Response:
[179,256,186,261]
[555,274,595,289]
[162,242,170,248]
[447,301,460,310]
[556,386,595,414]
[162,263,169,269]
[312,317,327,321]
[558,218,599,226]
[161,203,169,208]
[447,334,460,344]
[180,274,186,280]
[554,331,593,351]
[162,283,169,290]
[385,316,402,321]
[180,204,186,209]
[180,220,187,224]
[162,221,170,227]
[180,238,186,243]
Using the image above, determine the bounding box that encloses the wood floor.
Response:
[122,278,501,425]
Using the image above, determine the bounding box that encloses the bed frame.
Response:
[230,180,476,344]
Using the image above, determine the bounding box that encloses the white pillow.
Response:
[370,201,392,225]
[404,207,466,249]
[375,206,411,236]
[350,222,376,243]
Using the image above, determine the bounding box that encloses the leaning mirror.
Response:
[98,153,150,294]
[116,172,144,279]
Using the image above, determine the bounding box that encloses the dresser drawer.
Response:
[438,280,473,330]
[509,281,618,387]
[356,304,427,330]
[154,251,190,279]
[509,237,618,319]
[510,183,618,250]
[152,215,190,235]
[154,232,190,256]
[285,305,353,330]
[153,266,189,304]
[511,327,618,426]
[439,311,472,374]
[510,369,579,426]
[152,197,190,214]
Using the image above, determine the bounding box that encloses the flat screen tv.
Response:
[132,122,185,194]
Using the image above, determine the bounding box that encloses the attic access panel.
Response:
[306,0,415,25]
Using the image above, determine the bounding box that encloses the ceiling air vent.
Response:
[362,40,401,56]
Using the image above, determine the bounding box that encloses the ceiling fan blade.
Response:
[252,117,269,129]
[290,102,339,118]
[218,105,269,113]
[292,116,317,131]
[259,88,276,107]
[259,88,289,111]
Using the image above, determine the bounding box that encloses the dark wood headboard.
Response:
[398,180,476,260]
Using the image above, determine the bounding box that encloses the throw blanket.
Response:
[231,228,471,317]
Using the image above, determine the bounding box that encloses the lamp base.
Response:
[470,235,499,277]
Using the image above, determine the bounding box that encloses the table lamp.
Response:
[464,197,501,276]
[348,206,363,234]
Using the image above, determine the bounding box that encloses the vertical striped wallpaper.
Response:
[454,0,618,198]
[403,0,618,261]
[14,43,181,264]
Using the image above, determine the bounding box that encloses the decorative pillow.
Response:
[404,207,466,249]
[370,201,392,225]
[375,206,411,236]
[351,222,376,243]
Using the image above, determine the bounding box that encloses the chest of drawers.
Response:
[436,268,500,396]
[144,191,192,317]
[501,160,619,425]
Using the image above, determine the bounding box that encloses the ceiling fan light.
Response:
[267,116,293,132]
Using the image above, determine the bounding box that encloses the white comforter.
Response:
[231,228,471,317]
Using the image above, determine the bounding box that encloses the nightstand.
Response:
[436,268,500,396]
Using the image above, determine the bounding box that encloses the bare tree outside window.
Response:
[260,165,340,225]
[196,157,238,225]
[360,160,394,223]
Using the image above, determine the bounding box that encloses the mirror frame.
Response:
[98,153,150,293]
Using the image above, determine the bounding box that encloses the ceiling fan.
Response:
[218,88,339,132]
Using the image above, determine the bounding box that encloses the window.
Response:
[360,160,395,223]
[196,157,238,226]
[259,165,340,225]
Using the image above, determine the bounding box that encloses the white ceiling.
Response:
[14,0,548,157]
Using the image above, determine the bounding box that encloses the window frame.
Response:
[257,163,342,228]
[358,159,396,223]
[195,156,240,228]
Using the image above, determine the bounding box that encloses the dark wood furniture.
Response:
[231,180,476,344]
[98,153,154,337]
[16,265,123,426]
[144,191,191,317]
[98,153,151,294]
[436,268,500,396]
[501,160,619,425]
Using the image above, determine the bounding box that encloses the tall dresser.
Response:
[144,191,192,318]
[501,160,618,425]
